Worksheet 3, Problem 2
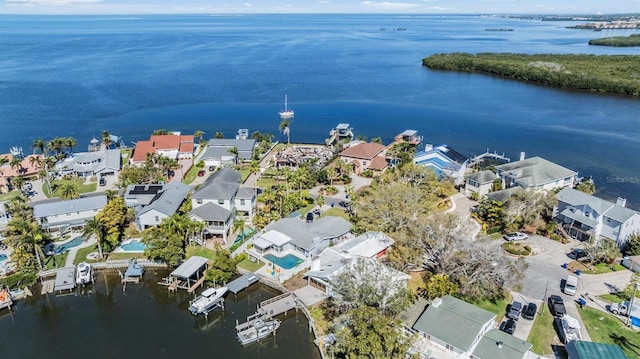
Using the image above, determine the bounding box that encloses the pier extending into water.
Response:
[236,292,300,335]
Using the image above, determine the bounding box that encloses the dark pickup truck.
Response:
[548,295,567,317]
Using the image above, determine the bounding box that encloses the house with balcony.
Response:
[135,181,190,230]
[413,144,468,185]
[495,156,577,192]
[189,167,257,243]
[339,142,387,175]
[32,194,107,233]
[554,187,640,246]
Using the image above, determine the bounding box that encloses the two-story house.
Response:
[32,194,107,233]
[554,187,640,246]
[135,181,190,230]
[130,133,194,165]
[339,142,387,175]
[413,144,468,185]
[495,155,577,192]
[202,138,257,168]
[189,167,256,244]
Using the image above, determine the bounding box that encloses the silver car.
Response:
[503,232,528,241]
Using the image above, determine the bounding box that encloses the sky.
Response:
[1,0,639,15]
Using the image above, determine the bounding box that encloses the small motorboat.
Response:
[188,287,228,316]
[75,262,93,285]
[237,318,281,345]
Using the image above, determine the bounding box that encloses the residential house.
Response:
[55,149,121,179]
[136,181,190,230]
[189,167,257,243]
[339,142,387,175]
[124,183,166,207]
[203,138,257,167]
[32,194,108,232]
[495,156,577,192]
[465,170,499,198]
[130,133,194,165]
[305,231,399,295]
[411,295,496,357]
[471,329,534,359]
[0,154,43,191]
[413,144,468,185]
[565,340,627,359]
[554,187,640,245]
[251,216,351,257]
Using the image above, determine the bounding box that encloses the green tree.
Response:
[58,182,80,200]
[228,146,239,164]
[420,273,459,299]
[214,132,224,139]
[576,179,596,195]
[142,225,185,266]
[248,160,260,176]
[95,197,127,251]
[194,130,205,144]
[102,130,112,149]
[316,194,325,213]
[153,129,169,135]
[279,118,292,145]
[31,138,46,155]
[334,306,413,359]
[205,245,238,285]
[625,232,640,256]
[83,217,106,259]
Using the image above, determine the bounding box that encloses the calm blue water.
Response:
[120,239,146,252]
[54,236,85,253]
[264,253,304,270]
[0,13,639,210]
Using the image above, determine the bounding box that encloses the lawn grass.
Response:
[186,246,216,261]
[44,179,97,198]
[43,252,69,270]
[469,292,512,322]
[407,271,427,295]
[74,244,100,264]
[256,177,279,189]
[183,164,202,184]
[579,306,640,358]
[237,256,265,272]
[581,262,627,275]
[528,307,561,356]
[322,207,350,221]
[0,191,19,202]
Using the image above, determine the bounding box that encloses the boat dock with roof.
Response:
[54,266,76,293]
[227,273,259,295]
[235,292,299,341]
[158,256,209,293]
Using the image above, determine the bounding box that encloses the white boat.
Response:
[237,318,281,345]
[75,262,93,285]
[560,314,582,343]
[188,286,228,316]
[278,95,294,118]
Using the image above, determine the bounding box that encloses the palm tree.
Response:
[0,156,9,193]
[152,129,168,135]
[228,146,239,164]
[11,175,25,196]
[248,160,260,176]
[59,182,80,200]
[102,130,112,149]
[233,218,246,240]
[10,157,22,172]
[214,132,224,139]
[31,138,46,155]
[194,130,205,144]
[64,137,76,155]
[83,217,105,259]
[316,194,325,215]
[279,118,292,145]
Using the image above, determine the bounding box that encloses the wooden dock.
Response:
[187,276,206,294]
[258,293,298,318]
[41,280,55,295]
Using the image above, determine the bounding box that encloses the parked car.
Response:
[548,295,567,317]
[500,318,517,335]
[24,181,33,191]
[507,301,523,320]
[306,212,314,223]
[522,302,537,320]
[503,232,528,241]
[568,248,588,260]
[198,170,206,177]
[99,177,106,186]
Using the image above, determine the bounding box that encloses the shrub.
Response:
[197,160,205,168]
[234,252,247,262]
[0,271,38,288]
[487,225,503,234]
[361,170,374,178]
[502,242,532,256]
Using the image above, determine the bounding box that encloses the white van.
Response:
[564,275,578,296]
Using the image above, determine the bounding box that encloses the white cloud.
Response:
[360,1,420,10]
[5,0,101,4]
[243,2,252,6]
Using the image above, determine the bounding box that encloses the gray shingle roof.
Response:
[556,188,638,223]
[193,167,241,201]
[201,146,234,161]
[207,138,256,153]
[266,216,351,252]
[33,195,108,218]
[62,149,121,174]
[138,181,190,217]
[413,296,496,352]
[189,202,232,222]
[466,170,499,184]
[496,156,576,188]
[472,329,532,359]
[485,187,524,203]
[170,256,208,279]
[236,187,257,199]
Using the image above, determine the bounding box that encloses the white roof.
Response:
[339,231,394,258]
[261,230,292,246]
[252,237,272,249]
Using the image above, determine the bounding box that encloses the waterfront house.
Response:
[203,138,257,167]
[410,295,496,358]
[124,184,166,207]
[554,187,640,246]
[189,167,257,243]
[565,340,627,359]
[130,133,194,165]
[251,216,351,257]
[413,144,468,185]
[55,149,121,179]
[136,181,190,230]
[32,194,107,233]
[0,154,43,191]
[339,142,387,175]
[495,155,577,192]
[464,170,499,198]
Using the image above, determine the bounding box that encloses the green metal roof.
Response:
[568,340,628,359]
[472,329,532,359]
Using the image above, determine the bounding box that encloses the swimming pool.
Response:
[263,253,304,270]
[54,237,85,254]
[0,254,7,262]
[120,240,146,252]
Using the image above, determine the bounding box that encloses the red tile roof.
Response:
[131,140,155,162]
[0,154,43,186]
[179,142,194,154]
[150,135,181,150]
[340,142,386,160]
[369,156,388,171]
[180,135,194,143]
